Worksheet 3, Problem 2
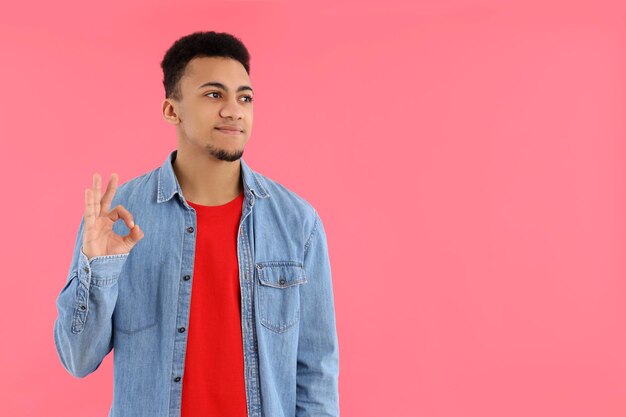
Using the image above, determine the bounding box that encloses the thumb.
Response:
[122,224,144,249]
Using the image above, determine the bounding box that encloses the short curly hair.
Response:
[160,31,251,101]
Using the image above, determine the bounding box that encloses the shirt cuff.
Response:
[79,247,129,285]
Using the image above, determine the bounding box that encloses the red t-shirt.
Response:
[181,192,248,417]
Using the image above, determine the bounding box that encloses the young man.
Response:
[53,31,339,417]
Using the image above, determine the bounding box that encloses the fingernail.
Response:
[130,221,135,227]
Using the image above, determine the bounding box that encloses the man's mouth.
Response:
[216,128,243,135]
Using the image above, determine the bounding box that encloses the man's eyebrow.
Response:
[197,81,253,93]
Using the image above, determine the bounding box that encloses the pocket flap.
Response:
[256,262,307,288]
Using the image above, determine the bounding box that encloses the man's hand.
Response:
[82,173,144,260]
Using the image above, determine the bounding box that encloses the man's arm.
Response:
[296,210,340,417]
[53,215,128,378]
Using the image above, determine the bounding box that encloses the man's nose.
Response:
[220,97,244,119]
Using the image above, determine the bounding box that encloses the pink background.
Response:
[1,0,625,416]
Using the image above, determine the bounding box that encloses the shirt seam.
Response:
[303,210,320,256]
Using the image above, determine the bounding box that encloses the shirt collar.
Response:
[157,149,270,204]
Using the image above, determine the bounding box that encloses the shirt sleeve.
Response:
[53,214,129,378]
[296,210,340,416]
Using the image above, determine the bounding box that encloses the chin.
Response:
[204,143,244,161]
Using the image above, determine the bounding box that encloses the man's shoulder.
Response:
[111,169,156,202]
[254,170,318,218]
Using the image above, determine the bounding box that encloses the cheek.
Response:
[188,109,214,128]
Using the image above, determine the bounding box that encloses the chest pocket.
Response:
[255,261,307,333]
[113,272,158,335]
[109,223,159,335]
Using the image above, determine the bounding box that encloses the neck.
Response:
[172,147,243,206]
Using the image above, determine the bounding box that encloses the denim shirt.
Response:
[53,149,339,417]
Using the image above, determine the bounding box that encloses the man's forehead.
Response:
[183,58,250,88]
[195,80,254,94]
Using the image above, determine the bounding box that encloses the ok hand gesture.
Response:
[82,173,144,260]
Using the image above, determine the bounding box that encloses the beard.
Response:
[205,142,244,162]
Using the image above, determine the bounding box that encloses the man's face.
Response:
[164,56,254,162]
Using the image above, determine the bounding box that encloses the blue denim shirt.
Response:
[53,149,339,417]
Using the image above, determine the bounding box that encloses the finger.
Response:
[122,224,144,249]
[93,173,102,217]
[101,172,119,214]
[107,204,135,230]
[85,188,95,230]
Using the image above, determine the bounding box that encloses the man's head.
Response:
[160,31,253,162]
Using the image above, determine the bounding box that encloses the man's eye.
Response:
[205,92,253,103]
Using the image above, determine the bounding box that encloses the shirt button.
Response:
[79,305,86,310]
[279,278,286,285]
[83,266,89,273]
[174,376,181,382]
[186,226,194,233]
[178,327,186,333]
[183,275,191,281]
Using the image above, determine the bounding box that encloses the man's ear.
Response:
[162,99,181,124]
